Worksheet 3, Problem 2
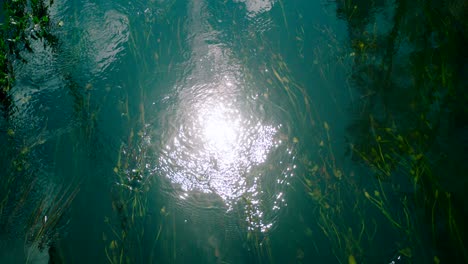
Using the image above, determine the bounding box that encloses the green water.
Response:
[1,0,467,263]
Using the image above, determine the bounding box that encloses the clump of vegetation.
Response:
[0,1,77,262]
[1,0,57,112]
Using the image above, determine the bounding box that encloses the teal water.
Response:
[1,0,467,263]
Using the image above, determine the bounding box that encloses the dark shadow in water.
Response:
[337,0,468,262]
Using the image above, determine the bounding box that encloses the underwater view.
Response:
[1,0,467,263]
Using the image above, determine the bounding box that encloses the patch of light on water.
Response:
[233,0,274,15]
[153,1,295,234]
[155,83,295,234]
[159,87,280,205]
[199,103,241,158]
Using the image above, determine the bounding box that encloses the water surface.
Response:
[1,0,467,263]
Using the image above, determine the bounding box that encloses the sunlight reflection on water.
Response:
[151,0,295,234]
[155,60,293,232]
[158,78,282,205]
[156,75,291,232]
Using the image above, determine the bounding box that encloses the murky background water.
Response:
[1,0,467,263]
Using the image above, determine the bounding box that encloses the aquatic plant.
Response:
[1,0,57,114]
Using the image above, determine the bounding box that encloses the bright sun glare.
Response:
[200,104,240,155]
